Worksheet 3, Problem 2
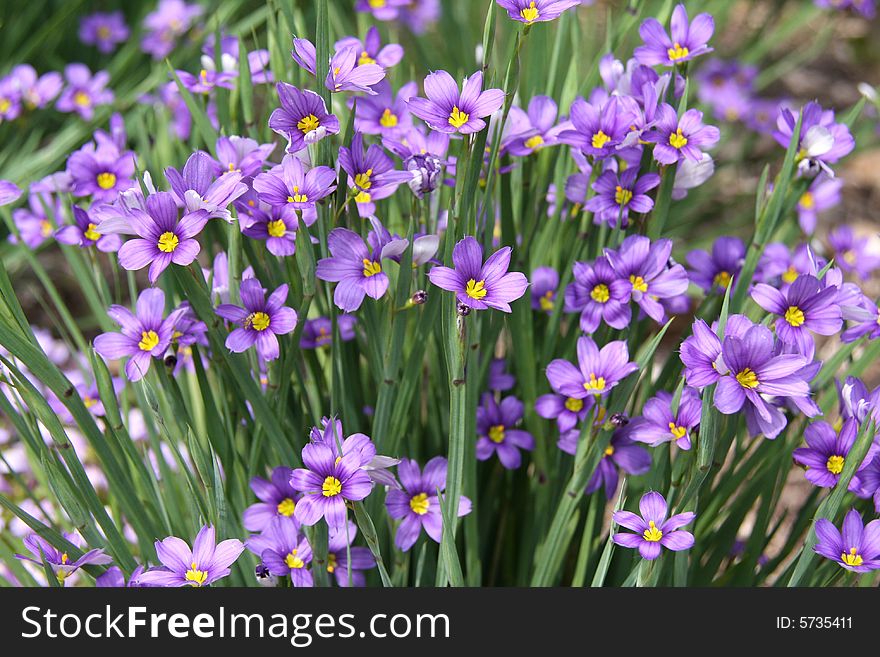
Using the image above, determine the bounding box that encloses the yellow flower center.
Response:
[539,290,554,311]
[520,1,539,22]
[630,275,648,293]
[362,259,382,277]
[564,397,584,413]
[784,305,805,327]
[297,114,320,134]
[826,455,845,475]
[524,134,545,150]
[96,172,117,190]
[138,330,160,352]
[782,266,798,284]
[327,553,338,573]
[84,223,101,241]
[591,130,611,149]
[185,563,208,586]
[97,25,111,39]
[0,98,9,113]
[354,190,372,204]
[488,424,506,443]
[667,42,690,62]
[83,396,97,408]
[735,368,759,389]
[157,231,179,253]
[73,91,91,107]
[284,549,305,569]
[800,191,814,209]
[380,108,398,128]
[369,0,386,7]
[643,520,663,542]
[669,128,688,149]
[841,547,863,567]
[266,219,286,238]
[465,279,487,300]
[614,185,633,206]
[322,476,342,497]
[669,422,687,440]
[604,446,615,457]
[355,169,373,190]
[277,497,296,516]
[448,106,470,129]
[245,311,271,331]
[591,283,610,303]
[583,373,606,393]
[713,270,731,289]
[409,492,430,515]
[40,220,53,237]
[286,186,308,203]
[358,50,376,66]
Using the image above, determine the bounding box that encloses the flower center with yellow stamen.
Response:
[591,130,611,149]
[97,25,111,40]
[284,549,305,569]
[277,497,296,516]
[322,476,342,497]
[520,1,539,22]
[40,220,52,237]
[380,108,398,128]
[667,42,690,62]
[564,397,584,413]
[354,190,372,204]
[286,186,308,203]
[157,231,179,253]
[539,290,554,311]
[669,128,688,149]
[488,424,506,443]
[826,455,845,475]
[369,0,386,7]
[267,219,286,238]
[297,114,320,134]
[138,330,159,352]
[784,305,805,327]
[713,270,731,289]
[841,547,863,567]
[0,98,10,113]
[327,553,338,573]
[782,266,798,284]
[465,279,487,300]
[83,396,97,408]
[643,520,663,542]
[245,311,271,331]
[355,169,373,190]
[448,106,469,128]
[409,492,430,515]
[199,69,209,84]
[615,185,633,206]
[524,134,545,150]
[800,191,814,209]
[84,223,101,241]
[73,91,90,107]
[362,259,382,277]
[185,563,208,586]
[669,422,687,440]
[96,172,117,190]
[591,283,610,303]
[604,446,615,457]
[843,250,856,265]
[735,368,759,389]
[583,373,606,393]
[630,275,648,293]
[358,51,375,66]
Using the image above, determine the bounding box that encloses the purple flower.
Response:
[327,522,375,587]
[239,198,301,257]
[631,388,701,450]
[813,509,880,573]
[292,39,386,94]
[55,64,114,121]
[852,455,880,513]
[428,236,529,312]
[815,0,876,18]
[97,565,145,588]
[176,68,236,95]
[94,288,186,382]
[613,491,696,560]
[253,154,337,219]
[55,205,122,252]
[547,336,638,402]
[647,104,719,165]
[585,167,660,228]
[138,525,244,587]
[634,4,714,67]
[308,417,399,488]
[339,133,412,217]
[797,175,842,234]
[79,11,129,54]
[246,517,313,587]
[537,362,595,433]
[355,80,416,137]
[115,192,209,283]
[16,532,112,586]
[165,151,248,222]
[300,315,358,349]
[9,191,62,248]
[773,101,855,175]
[11,65,63,110]
[841,293,880,343]
[559,425,651,499]
[828,225,880,280]
[686,236,745,294]
[215,278,298,362]
[142,0,203,60]
[66,142,136,203]
[0,180,22,206]
[488,358,516,392]
[751,274,841,358]
[316,220,408,312]
[243,466,300,532]
[407,70,504,135]
[336,26,404,70]
[290,442,374,528]
[559,95,638,159]
[210,136,275,179]
[605,235,690,323]
[0,75,22,122]
[672,152,715,199]
[269,83,341,153]
[502,95,571,157]
[496,0,580,24]
[530,266,559,313]
[476,394,535,470]
[793,419,865,488]
[386,456,472,552]
[564,258,632,333]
